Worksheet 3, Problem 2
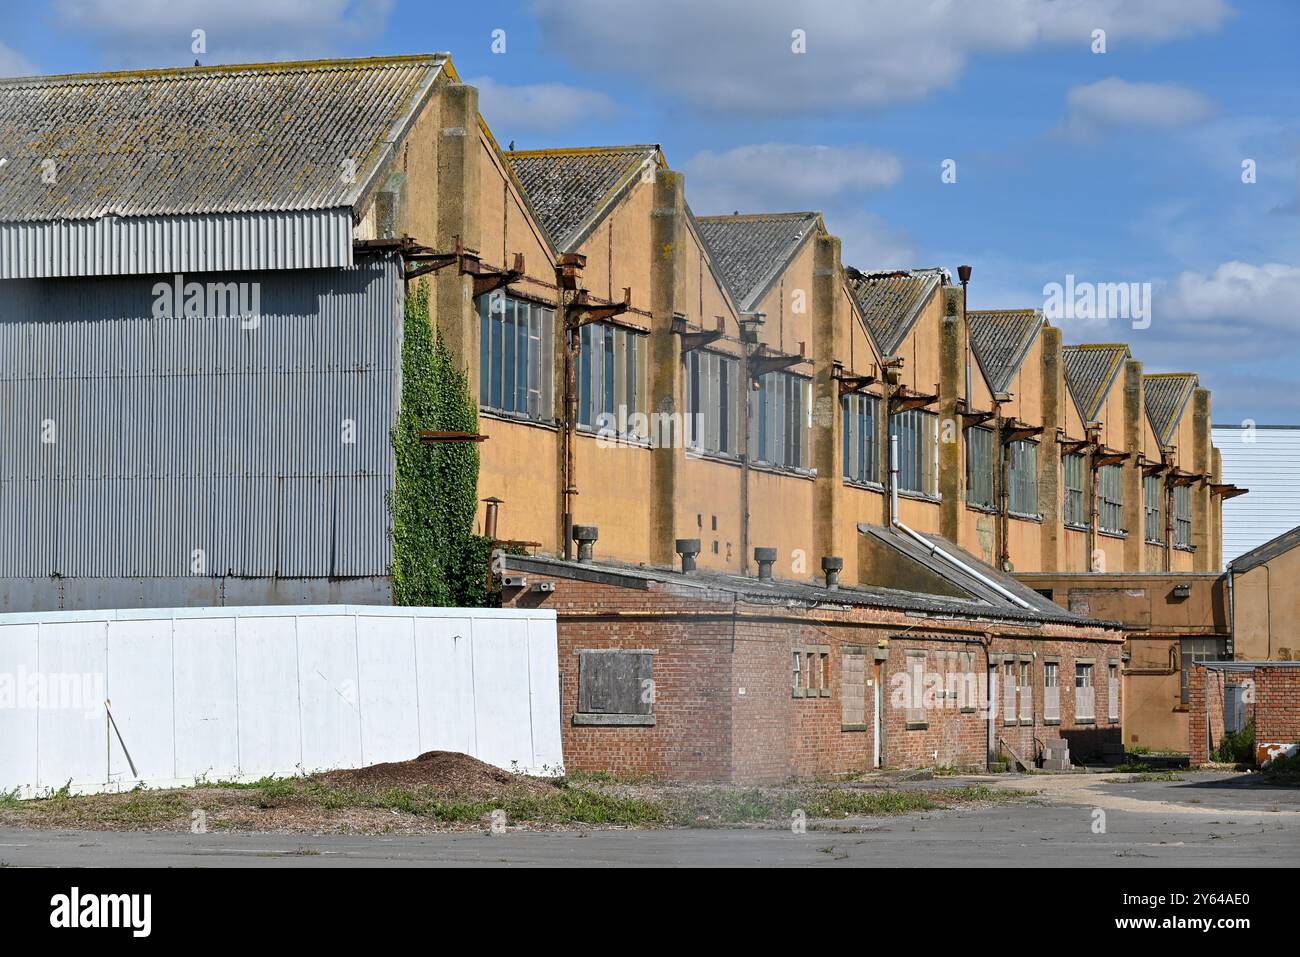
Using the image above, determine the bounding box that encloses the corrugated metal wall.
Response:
[0,254,402,582]
[0,209,355,279]
[1214,425,1300,563]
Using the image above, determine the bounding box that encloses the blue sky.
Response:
[3,0,1298,423]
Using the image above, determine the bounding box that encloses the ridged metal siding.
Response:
[0,208,354,279]
[1214,425,1300,563]
[0,255,402,579]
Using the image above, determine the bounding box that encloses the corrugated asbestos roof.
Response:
[1229,523,1300,574]
[967,309,1043,394]
[1144,373,1198,446]
[506,145,660,251]
[1062,344,1130,422]
[695,212,821,311]
[845,267,946,357]
[0,55,448,222]
[504,525,1117,629]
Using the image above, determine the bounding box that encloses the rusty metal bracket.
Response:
[470,252,526,299]
[1211,483,1248,499]
[888,386,938,413]
[1000,422,1044,445]
[1167,469,1205,487]
[748,345,807,380]
[675,315,726,354]
[961,410,995,429]
[567,287,632,328]
[1059,438,1094,456]
[402,234,482,281]
[832,364,878,397]
[1092,449,1131,469]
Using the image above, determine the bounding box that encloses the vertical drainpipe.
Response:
[994,399,1008,572]
[1086,431,1098,569]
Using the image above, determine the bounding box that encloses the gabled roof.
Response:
[0,55,449,222]
[844,267,947,357]
[1062,344,1131,422]
[695,212,822,311]
[1143,373,1198,446]
[506,145,661,252]
[1231,523,1300,574]
[967,309,1044,394]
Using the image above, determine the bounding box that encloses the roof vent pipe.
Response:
[821,556,843,590]
[482,496,503,542]
[675,538,701,573]
[572,525,598,564]
[754,547,777,581]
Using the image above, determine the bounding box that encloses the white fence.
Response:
[0,604,562,797]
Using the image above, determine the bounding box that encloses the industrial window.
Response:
[905,652,927,728]
[966,427,995,508]
[1001,660,1017,724]
[749,371,809,470]
[578,321,649,439]
[1044,661,1061,724]
[1075,662,1095,722]
[841,393,880,485]
[792,646,830,698]
[1173,484,1193,547]
[1007,440,1039,517]
[1180,638,1220,704]
[685,349,739,456]
[479,294,555,421]
[1144,475,1164,544]
[890,409,939,497]
[1063,453,1087,527]
[1108,661,1121,722]
[574,650,655,725]
[1018,660,1033,723]
[1098,464,1125,535]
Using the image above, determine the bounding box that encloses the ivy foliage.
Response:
[390,280,495,607]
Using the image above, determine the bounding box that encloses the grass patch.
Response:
[668,784,1023,826]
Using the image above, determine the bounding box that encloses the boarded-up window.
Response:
[842,650,867,727]
[1108,662,1120,721]
[1018,660,1033,722]
[577,651,654,716]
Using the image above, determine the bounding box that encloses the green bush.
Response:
[1214,720,1255,765]
[390,280,495,608]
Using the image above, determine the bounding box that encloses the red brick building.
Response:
[1189,661,1300,765]
[502,524,1125,782]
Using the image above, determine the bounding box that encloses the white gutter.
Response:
[889,435,1035,611]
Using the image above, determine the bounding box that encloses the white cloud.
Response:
[1061,77,1214,139]
[470,76,619,135]
[683,143,902,214]
[530,0,1232,114]
[1159,261,1300,328]
[0,40,36,78]
[52,0,393,66]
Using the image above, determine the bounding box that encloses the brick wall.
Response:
[1188,665,1299,763]
[505,568,1124,782]
[1255,668,1300,750]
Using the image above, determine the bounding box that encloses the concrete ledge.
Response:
[572,713,656,727]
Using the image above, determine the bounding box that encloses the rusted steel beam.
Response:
[419,430,489,444]
[1211,483,1248,499]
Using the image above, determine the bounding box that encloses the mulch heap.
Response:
[313,750,559,800]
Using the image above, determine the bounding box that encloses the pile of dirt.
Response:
[313,751,558,799]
